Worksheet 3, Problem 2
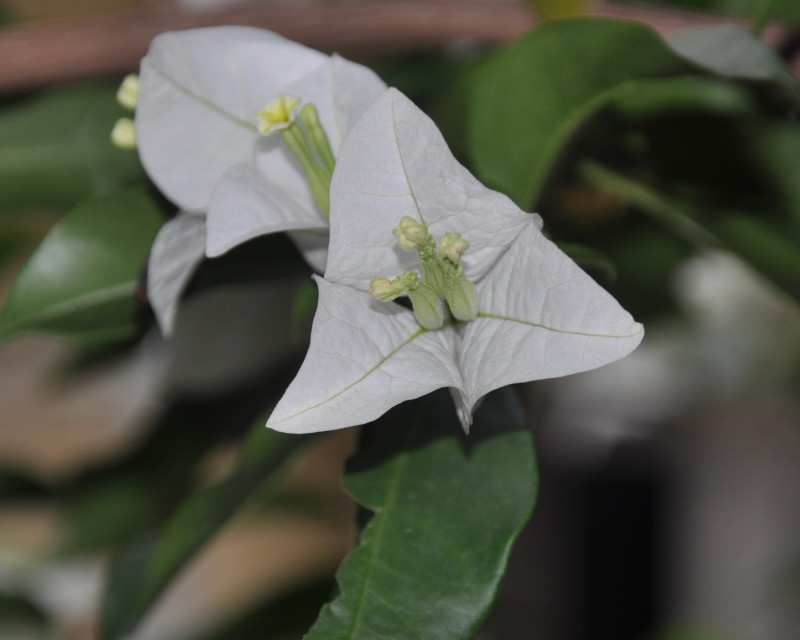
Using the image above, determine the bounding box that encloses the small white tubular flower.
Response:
[438,233,469,264]
[393,216,429,251]
[256,95,301,134]
[267,89,644,434]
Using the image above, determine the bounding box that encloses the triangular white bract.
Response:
[267,276,461,433]
[147,212,207,335]
[326,89,538,291]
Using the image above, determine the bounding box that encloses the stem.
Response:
[579,160,719,249]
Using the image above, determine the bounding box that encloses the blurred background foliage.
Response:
[1,0,800,639]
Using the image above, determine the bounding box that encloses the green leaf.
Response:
[99,421,307,640]
[0,84,145,211]
[0,185,165,345]
[0,593,47,626]
[666,24,800,99]
[64,474,164,553]
[304,387,537,640]
[469,18,696,209]
[291,278,319,342]
[755,123,800,234]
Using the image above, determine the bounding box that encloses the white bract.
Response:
[267,89,645,434]
[136,26,386,332]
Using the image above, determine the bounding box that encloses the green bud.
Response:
[393,216,429,251]
[444,273,479,322]
[116,74,139,111]
[369,277,399,301]
[110,117,137,149]
[408,281,446,330]
[369,271,421,301]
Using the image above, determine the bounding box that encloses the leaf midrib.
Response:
[346,452,409,639]
[1,280,135,334]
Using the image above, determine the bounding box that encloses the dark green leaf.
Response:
[290,279,318,342]
[99,419,307,640]
[305,388,537,640]
[469,18,696,208]
[755,123,800,234]
[0,84,145,211]
[64,474,163,553]
[0,185,164,345]
[0,467,48,499]
[0,593,47,626]
[666,24,800,99]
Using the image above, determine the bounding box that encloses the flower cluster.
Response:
[135,27,643,433]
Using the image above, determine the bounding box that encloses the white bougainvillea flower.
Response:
[136,26,386,332]
[267,89,644,434]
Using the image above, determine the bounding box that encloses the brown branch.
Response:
[0,0,793,94]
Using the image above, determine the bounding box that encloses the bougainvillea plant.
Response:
[1,9,799,639]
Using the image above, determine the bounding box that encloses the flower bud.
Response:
[116,74,139,111]
[393,216,429,251]
[369,271,421,301]
[111,118,137,149]
[369,277,399,301]
[408,282,446,330]
[444,273,479,322]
